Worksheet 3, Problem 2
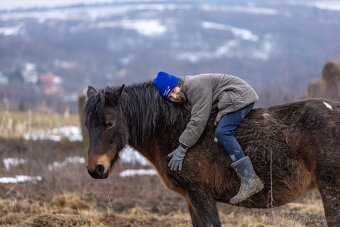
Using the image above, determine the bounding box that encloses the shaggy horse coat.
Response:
[84,82,340,227]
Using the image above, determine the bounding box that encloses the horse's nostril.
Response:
[95,164,105,175]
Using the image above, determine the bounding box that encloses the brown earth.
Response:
[0,138,327,227]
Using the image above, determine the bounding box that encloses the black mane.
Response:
[85,81,188,146]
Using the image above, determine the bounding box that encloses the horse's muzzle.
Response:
[88,164,108,179]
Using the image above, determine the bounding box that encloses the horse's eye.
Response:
[105,121,114,129]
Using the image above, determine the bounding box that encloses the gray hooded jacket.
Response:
[178,73,259,148]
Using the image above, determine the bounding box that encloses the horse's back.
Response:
[168,99,339,208]
[260,98,340,159]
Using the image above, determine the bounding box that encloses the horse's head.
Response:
[84,85,128,179]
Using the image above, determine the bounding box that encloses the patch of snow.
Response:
[202,21,258,42]
[310,1,340,11]
[176,40,239,63]
[176,32,274,63]
[119,169,157,177]
[0,4,192,22]
[252,34,274,60]
[0,1,190,11]
[0,175,42,184]
[23,126,82,142]
[200,4,278,15]
[95,19,166,37]
[120,146,150,166]
[48,156,85,171]
[0,24,23,36]
[288,1,340,12]
[3,158,26,170]
[0,0,113,10]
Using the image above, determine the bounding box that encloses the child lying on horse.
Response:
[153,72,264,204]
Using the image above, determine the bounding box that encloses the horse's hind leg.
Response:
[315,164,340,226]
[186,191,221,227]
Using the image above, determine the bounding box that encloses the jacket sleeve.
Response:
[178,82,213,148]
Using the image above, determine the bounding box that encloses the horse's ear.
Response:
[106,85,125,106]
[114,84,125,97]
[87,86,97,98]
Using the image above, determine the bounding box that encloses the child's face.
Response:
[168,86,181,103]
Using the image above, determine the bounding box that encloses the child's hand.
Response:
[168,145,187,171]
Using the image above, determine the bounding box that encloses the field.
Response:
[0,112,327,226]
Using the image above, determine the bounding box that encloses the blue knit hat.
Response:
[153,71,180,99]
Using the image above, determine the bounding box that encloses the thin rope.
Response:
[269,147,275,225]
[263,113,277,225]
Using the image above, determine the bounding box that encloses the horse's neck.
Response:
[120,89,187,161]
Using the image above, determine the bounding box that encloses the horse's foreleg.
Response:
[185,197,203,227]
[186,190,221,227]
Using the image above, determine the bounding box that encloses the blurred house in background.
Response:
[308,60,340,102]
[22,63,38,84]
[38,73,63,96]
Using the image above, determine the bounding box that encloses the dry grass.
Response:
[0,191,326,226]
[0,111,79,138]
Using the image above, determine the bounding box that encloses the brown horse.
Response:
[84,82,340,227]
